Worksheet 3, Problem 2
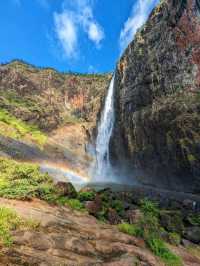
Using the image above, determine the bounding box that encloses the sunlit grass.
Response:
[0,206,39,246]
[0,108,47,147]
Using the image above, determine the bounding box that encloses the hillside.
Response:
[0,60,110,131]
[0,60,110,174]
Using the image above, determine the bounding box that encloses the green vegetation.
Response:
[188,214,200,226]
[5,59,111,77]
[0,90,35,109]
[96,207,108,222]
[140,198,159,217]
[0,108,47,147]
[168,232,181,246]
[187,154,196,162]
[0,157,85,212]
[118,223,141,237]
[0,157,56,200]
[64,199,84,211]
[111,200,124,216]
[0,206,39,246]
[118,199,182,266]
[147,237,182,266]
[78,191,95,202]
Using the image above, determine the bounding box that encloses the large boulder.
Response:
[110,0,200,193]
[85,194,102,216]
[125,209,143,224]
[160,211,184,234]
[107,208,121,225]
[184,226,200,244]
[55,182,77,198]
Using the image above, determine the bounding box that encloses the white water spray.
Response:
[94,75,115,181]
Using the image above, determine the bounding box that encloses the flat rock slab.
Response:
[0,198,199,266]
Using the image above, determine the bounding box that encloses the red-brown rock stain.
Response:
[175,0,200,87]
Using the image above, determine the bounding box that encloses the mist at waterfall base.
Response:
[39,76,136,191]
[90,75,136,187]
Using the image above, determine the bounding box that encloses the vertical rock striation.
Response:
[111,0,200,193]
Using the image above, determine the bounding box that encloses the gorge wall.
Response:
[0,60,110,131]
[110,0,200,193]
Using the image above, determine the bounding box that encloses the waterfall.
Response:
[94,75,115,181]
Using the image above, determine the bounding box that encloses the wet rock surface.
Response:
[110,0,200,193]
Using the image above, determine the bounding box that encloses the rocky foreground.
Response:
[0,196,199,266]
[0,198,161,266]
[0,156,199,266]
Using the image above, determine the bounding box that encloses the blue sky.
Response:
[0,0,159,73]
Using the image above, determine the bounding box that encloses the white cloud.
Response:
[79,3,104,46]
[54,12,78,58]
[54,0,104,58]
[87,22,104,45]
[119,0,159,52]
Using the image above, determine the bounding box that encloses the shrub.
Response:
[78,191,95,202]
[65,199,84,211]
[0,158,55,200]
[147,237,182,266]
[118,198,182,265]
[140,198,159,217]
[0,157,72,205]
[118,223,141,237]
[111,200,124,215]
[139,213,160,239]
[188,214,200,226]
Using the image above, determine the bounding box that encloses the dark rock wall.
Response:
[110,0,200,193]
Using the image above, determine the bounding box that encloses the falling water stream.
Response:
[40,75,135,190]
[94,75,115,181]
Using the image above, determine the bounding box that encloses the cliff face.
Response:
[0,61,110,172]
[0,61,110,131]
[111,0,200,193]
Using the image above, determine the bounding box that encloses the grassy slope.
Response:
[0,108,47,147]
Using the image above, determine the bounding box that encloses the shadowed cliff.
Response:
[110,0,200,193]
